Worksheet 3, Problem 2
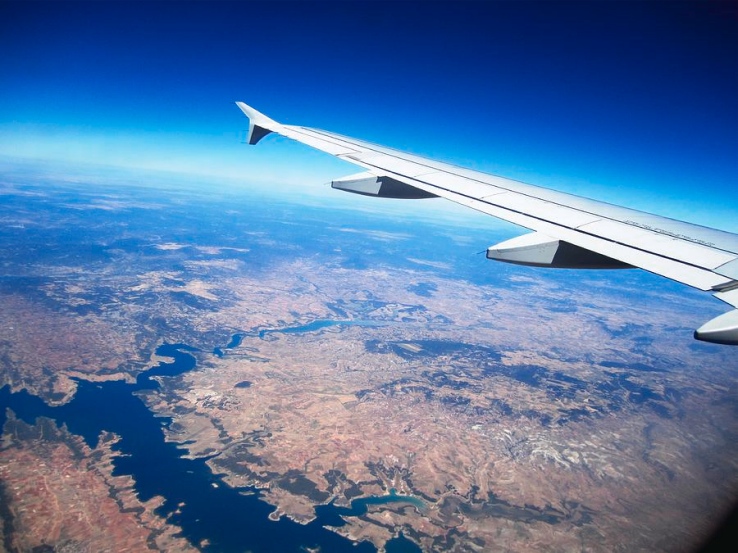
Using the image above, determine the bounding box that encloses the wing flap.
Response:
[574,219,734,268]
[344,153,438,178]
[418,172,508,199]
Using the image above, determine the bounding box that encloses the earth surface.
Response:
[0,159,737,552]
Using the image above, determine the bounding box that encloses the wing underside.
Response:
[236,102,738,344]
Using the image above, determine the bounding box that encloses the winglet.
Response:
[235,102,281,145]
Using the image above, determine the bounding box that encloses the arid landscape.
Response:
[1,172,737,552]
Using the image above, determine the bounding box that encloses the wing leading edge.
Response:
[236,101,738,345]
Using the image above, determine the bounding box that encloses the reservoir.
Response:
[222,318,385,348]
[317,488,426,527]
[0,338,422,553]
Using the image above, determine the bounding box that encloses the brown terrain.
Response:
[0,414,195,552]
[0,177,737,552]
[143,258,738,552]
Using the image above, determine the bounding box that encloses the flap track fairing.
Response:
[487,232,632,269]
[332,172,437,199]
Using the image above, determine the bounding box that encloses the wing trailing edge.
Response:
[236,101,738,344]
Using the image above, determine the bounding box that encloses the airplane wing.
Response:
[236,101,738,345]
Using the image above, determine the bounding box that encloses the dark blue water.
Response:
[222,319,383,346]
[316,488,425,525]
[0,343,419,552]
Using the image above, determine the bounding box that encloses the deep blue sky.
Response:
[1,1,737,228]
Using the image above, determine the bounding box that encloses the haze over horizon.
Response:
[1,1,737,229]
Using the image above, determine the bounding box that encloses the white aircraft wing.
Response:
[236,101,738,345]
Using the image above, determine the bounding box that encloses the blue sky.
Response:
[1,1,737,229]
